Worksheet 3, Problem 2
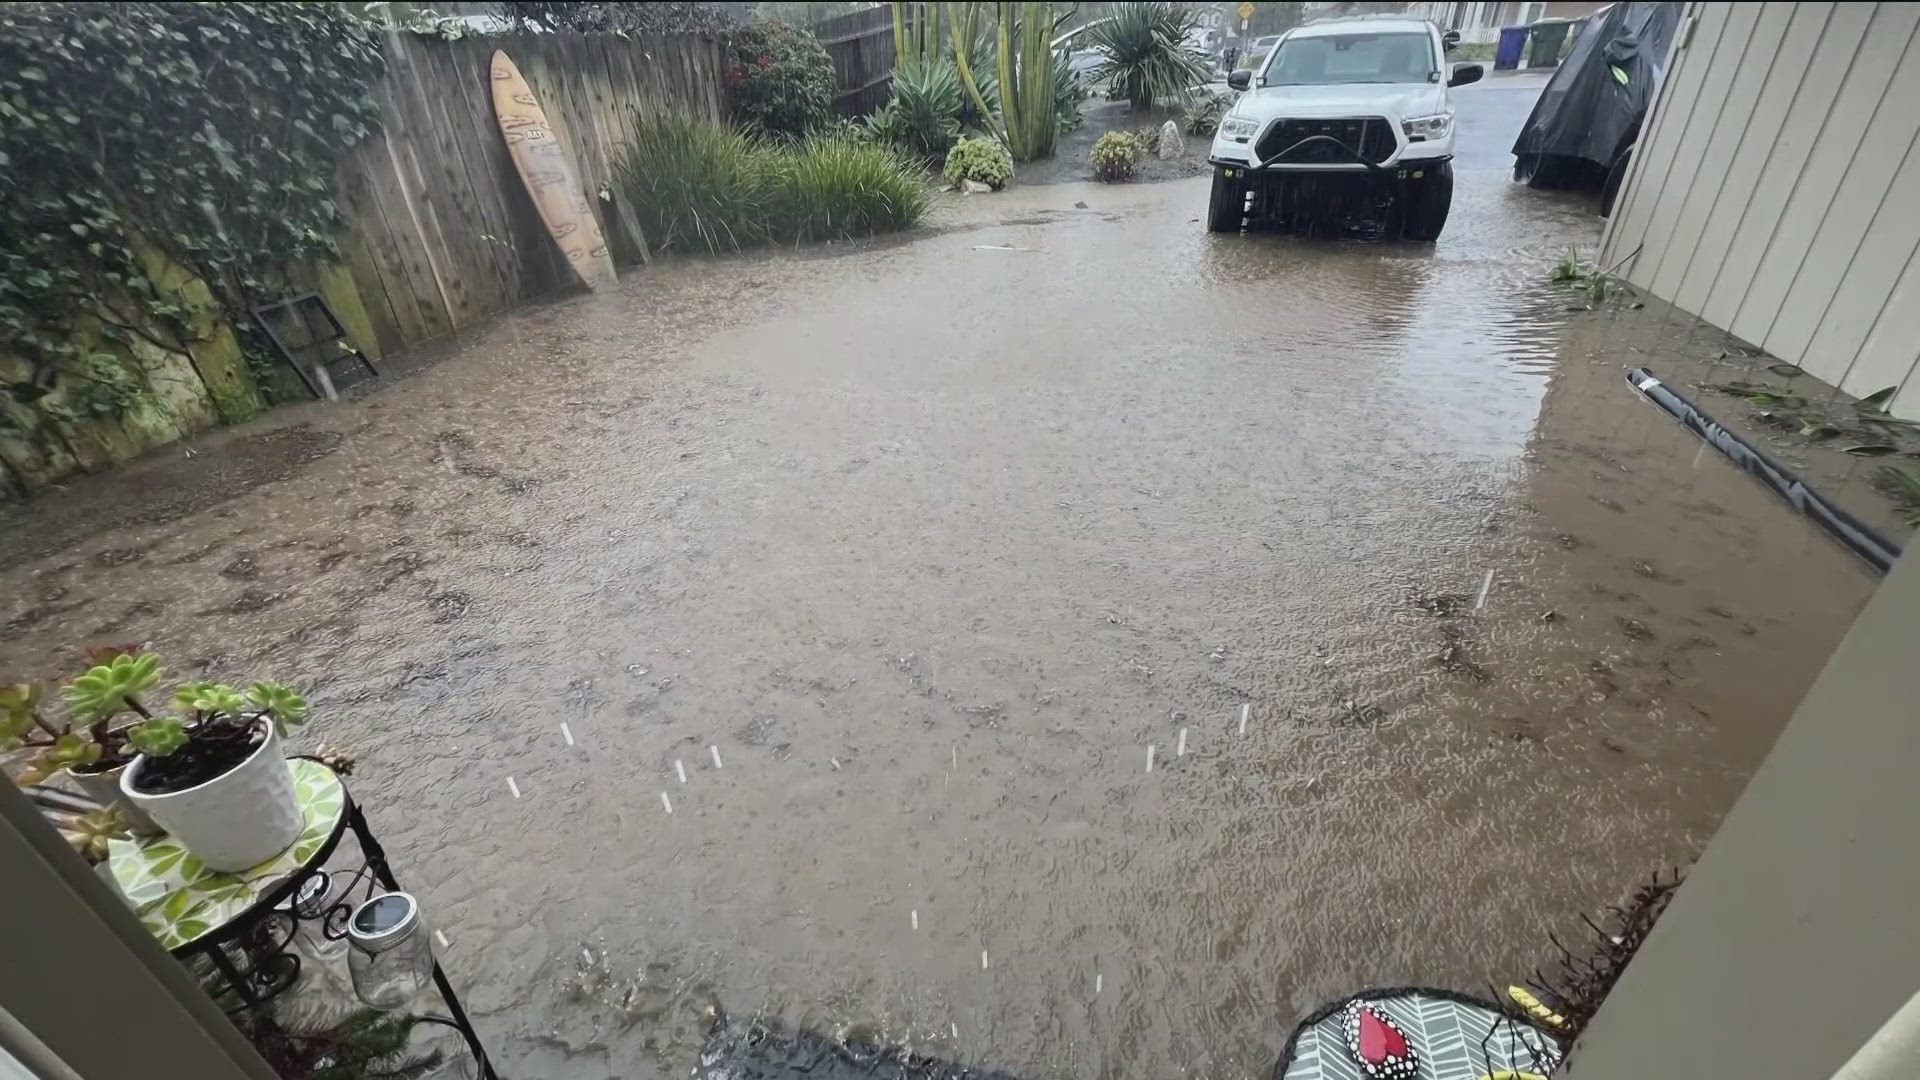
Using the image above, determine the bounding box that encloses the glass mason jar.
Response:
[279,871,348,963]
[347,892,435,1010]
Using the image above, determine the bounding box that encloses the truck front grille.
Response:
[1254,117,1396,165]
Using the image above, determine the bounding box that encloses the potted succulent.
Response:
[94,653,314,872]
[2,654,162,835]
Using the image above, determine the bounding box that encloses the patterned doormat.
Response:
[1275,988,1562,1080]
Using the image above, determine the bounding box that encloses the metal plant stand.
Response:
[106,760,498,1079]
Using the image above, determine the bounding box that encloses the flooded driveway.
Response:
[0,74,1887,1078]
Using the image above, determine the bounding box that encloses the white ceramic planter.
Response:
[120,720,302,872]
[67,764,165,836]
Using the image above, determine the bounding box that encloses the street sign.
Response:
[1237,2,1255,22]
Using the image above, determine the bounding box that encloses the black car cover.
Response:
[1511,1,1682,173]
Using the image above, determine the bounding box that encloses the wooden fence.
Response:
[0,31,727,497]
[334,32,728,356]
[812,6,897,117]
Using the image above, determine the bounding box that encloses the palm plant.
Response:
[1085,2,1211,111]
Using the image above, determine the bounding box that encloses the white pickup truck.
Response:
[1207,18,1484,240]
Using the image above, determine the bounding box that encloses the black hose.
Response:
[1626,367,1900,574]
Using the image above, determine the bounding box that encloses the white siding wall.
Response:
[1602,2,1920,419]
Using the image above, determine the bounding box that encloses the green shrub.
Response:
[881,59,963,158]
[727,21,836,139]
[1084,2,1212,110]
[768,136,932,241]
[617,111,772,255]
[1184,91,1230,136]
[618,113,928,252]
[1090,131,1140,182]
[942,136,1014,190]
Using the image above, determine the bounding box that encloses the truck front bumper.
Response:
[1209,158,1452,234]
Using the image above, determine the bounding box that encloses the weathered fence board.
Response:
[812,6,897,118]
[333,32,729,345]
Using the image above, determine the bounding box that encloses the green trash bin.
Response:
[1527,18,1574,68]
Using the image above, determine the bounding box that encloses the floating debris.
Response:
[1411,591,1471,617]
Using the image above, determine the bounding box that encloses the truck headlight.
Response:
[1402,113,1452,141]
[1220,116,1260,139]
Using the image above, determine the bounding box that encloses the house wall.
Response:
[1543,2,1611,21]
[1404,1,1612,43]
[1562,538,1920,1078]
[1601,2,1920,419]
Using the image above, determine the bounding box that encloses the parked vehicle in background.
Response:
[1510,1,1682,216]
[1206,18,1483,240]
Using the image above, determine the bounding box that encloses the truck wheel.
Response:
[1207,168,1244,233]
[1404,162,1453,242]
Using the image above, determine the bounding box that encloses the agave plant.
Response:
[1052,47,1086,132]
[1084,2,1211,111]
[884,58,964,158]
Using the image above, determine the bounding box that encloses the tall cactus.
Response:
[890,2,946,70]
[951,3,1057,161]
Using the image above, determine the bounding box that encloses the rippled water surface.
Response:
[0,76,1886,1078]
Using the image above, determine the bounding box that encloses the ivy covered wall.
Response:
[0,5,733,500]
[0,2,387,499]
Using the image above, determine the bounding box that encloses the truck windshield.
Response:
[1265,32,1437,85]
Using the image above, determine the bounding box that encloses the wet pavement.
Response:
[0,74,1892,1078]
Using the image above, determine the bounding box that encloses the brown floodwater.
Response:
[0,77,1892,1078]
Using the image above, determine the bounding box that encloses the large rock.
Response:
[1158,119,1185,159]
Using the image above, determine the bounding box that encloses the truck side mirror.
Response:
[1227,68,1253,91]
[1443,29,1461,51]
[1448,62,1484,87]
